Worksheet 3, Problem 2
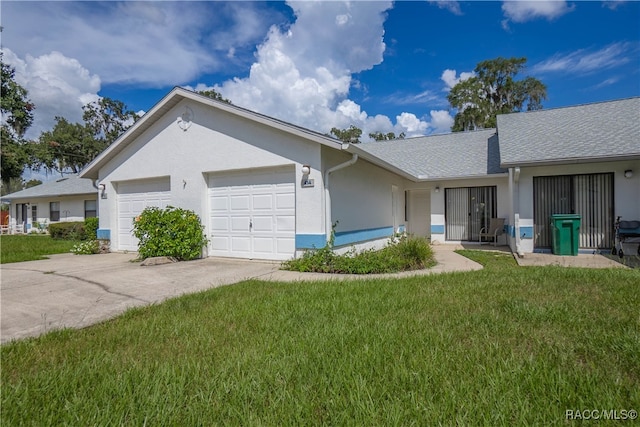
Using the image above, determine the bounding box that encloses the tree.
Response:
[31,117,100,174]
[369,131,405,141]
[1,55,35,182]
[30,97,138,174]
[447,57,547,131]
[82,97,138,146]
[330,125,362,144]
[198,89,232,104]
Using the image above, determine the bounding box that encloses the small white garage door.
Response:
[209,169,295,260]
[117,178,171,251]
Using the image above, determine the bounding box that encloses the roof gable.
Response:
[80,87,344,180]
[497,97,640,167]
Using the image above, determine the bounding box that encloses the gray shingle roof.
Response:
[349,129,505,181]
[0,175,96,202]
[497,97,640,167]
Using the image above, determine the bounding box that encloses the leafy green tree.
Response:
[25,179,42,188]
[369,131,405,141]
[198,89,232,104]
[447,57,547,131]
[30,97,138,174]
[82,97,138,146]
[32,117,100,174]
[330,125,362,144]
[1,55,34,182]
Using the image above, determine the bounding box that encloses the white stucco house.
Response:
[79,88,639,260]
[0,175,98,234]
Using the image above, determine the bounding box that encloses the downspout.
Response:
[324,152,358,244]
[511,166,524,258]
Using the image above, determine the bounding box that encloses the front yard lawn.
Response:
[0,235,79,264]
[2,252,639,425]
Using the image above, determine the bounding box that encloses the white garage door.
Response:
[117,178,171,251]
[209,169,295,260]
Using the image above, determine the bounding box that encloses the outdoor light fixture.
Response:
[624,169,633,178]
[301,165,311,175]
[435,186,440,193]
[98,183,107,199]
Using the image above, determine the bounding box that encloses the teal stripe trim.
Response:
[431,225,445,234]
[334,226,394,247]
[520,226,533,239]
[296,234,326,249]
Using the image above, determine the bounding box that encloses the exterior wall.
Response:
[508,159,640,254]
[96,99,325,253]
[9,195,97,233]
[429,176,510,244]
[323,148,408,251]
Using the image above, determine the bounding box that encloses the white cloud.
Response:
[532,42,634,74]
[428,110,455,134]
[2,48,101,140]
[441,69,475,89]
[2,2,279,86]
[429,1,463,16]
[501,1,575,29]
[209,1,435,139]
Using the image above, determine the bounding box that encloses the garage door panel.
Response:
[209,169,295,260]
[231,237,251,253]
[230,195,250,211]
[252,216,274,232]
[231,217,250,232]
[117,179,171,252]
[211,217,229,232]
[252,194,273,210]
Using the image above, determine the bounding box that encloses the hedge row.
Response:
[49,217,99,240]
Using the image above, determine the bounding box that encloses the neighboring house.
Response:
[79,88,639,259]
[0,175,98,234]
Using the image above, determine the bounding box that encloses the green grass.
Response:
[2,251,639,425]
[0,235,80,264]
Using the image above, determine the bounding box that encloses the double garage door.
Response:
[209,169,295,260]
[116,178,171,252]
[115,171,296,260]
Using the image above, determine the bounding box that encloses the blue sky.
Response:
[3,0,639,147]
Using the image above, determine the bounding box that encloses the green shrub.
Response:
[132,206,208,261]
[282,234,435,274]
[48,222,86,240]
[70,240,99,255]
[84,217,99,240]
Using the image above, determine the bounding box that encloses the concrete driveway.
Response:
[1,247,483,344]
[1,253,281,344]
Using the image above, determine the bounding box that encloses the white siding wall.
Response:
[97,100,325,252]
[509,159,640,253]
[324,149,408,251]
[10,195,97,233]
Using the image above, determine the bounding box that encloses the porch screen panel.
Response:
[445,188,469,240]
[446,186,497,241]
[574,173,613,249]
[533,176,572,248]
[533,173,613,249]
[469,187,497,241]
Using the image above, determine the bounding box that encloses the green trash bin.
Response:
[550,214,581,256]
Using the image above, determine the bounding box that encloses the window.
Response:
[85,200,97,218]
[32,205,38,223]
[50,202,60,222]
